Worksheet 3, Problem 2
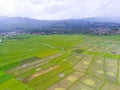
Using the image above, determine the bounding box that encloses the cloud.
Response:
[0,0,120,19]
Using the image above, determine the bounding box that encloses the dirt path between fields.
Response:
[23,65,59,83]
[7,53,61,74]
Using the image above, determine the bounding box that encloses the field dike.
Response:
[23,65,59,83]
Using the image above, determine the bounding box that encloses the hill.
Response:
[0,17,120,35]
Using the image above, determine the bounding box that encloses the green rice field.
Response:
[0,34,120,90]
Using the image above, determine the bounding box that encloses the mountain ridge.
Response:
[0,16,120,35]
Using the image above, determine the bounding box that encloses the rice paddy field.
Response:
[0,34,120,90]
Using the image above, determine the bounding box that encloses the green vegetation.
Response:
[0,34,83,66]
[0,34,120,90]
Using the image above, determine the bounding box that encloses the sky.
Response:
[0,0,120,20]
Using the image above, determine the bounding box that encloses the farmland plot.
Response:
[0,35,120,90]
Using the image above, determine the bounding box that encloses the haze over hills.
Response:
[81,17,120,23]
[0,16,120,35]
